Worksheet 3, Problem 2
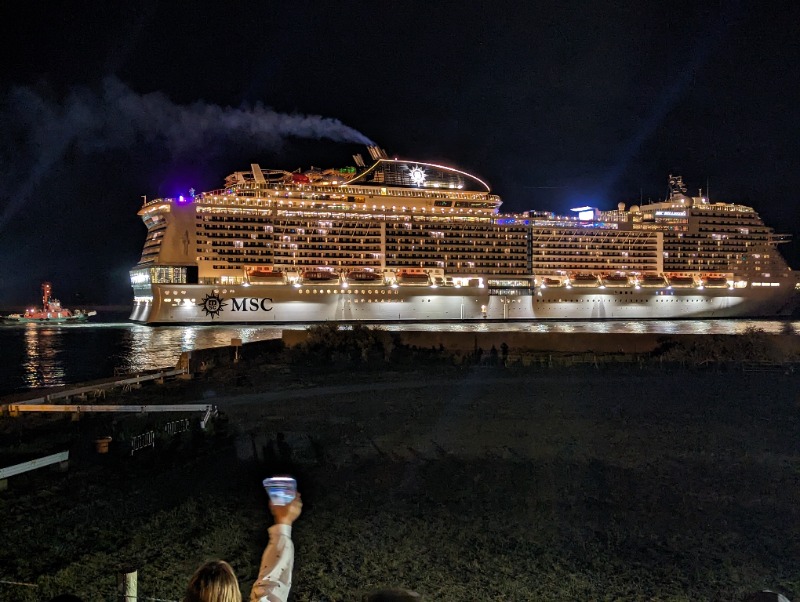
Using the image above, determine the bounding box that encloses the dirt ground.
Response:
[1,364,799,601]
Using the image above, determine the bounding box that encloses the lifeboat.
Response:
[639,275,667,288]
[540,277,564,288]
[602,275,632,287]
[396,270,430,286]
[346,269,384,284]
[569,274,601,288]
[301,268,340,285]
[247,269,286,285]
[702,276,730,288]
[667,276,697,288]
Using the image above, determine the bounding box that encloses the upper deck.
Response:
[140,155,503,217]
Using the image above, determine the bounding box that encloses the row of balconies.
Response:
[386,260,527,271]
[392,237,526,245]
[384,250,527,259]
[199,216,270,223]
[531,257,658,269]
[531,254,657,261]
[208,242,273,249]
[207,250,273,257]
[663,246,748,254]
[387,222,525,229]
[532,247,656,253]
[198,233,271,240]
[272,245,384,252]
[386,245,527,253]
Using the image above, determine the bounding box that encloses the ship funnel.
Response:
[353,154,365,167]
[618,202,625,211]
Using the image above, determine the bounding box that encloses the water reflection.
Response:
[119,323,286,373]
[0,319,797,395]
[22,324,65,389]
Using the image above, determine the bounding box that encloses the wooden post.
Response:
[118,568,137,601]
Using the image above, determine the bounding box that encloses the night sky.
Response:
[1,1,798,307]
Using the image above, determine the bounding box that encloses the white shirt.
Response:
[250,524,294,602]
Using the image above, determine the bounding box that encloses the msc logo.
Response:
[198,294,274,319]
[198,293,227,319]
[231,298,274,312]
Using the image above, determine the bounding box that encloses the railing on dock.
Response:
[0,451,70,489]
[1,367,192,415]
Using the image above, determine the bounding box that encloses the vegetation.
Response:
[1,329,798,601]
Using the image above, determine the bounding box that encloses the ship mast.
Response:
[42,282,52,311]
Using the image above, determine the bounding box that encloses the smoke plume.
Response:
[0,77,374,230]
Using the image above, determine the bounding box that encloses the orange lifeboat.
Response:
[602,275,631,287]
[702,276,729,288]
[346,268,383,284]
[639,275,667,288]
[396,269,430,286]
[667,276,696,288]
[569,274,601,288]
[301,268,340,284]
[247,268,286,284]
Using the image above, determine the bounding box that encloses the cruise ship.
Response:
[129,147,798,323]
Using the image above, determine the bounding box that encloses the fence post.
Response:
[118,568,137,601]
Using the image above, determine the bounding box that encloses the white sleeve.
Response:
[250,524,294,602]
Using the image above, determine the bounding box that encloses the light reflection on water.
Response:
[22,325,66,390]
[120,323,286,373]
[0,319,797,395]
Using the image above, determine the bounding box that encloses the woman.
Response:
[185,493,303,602]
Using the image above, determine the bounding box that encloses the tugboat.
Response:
[1,282,97,323]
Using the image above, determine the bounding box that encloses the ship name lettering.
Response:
[231,298,274,312]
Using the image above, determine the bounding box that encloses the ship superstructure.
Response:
[129,150,797,323]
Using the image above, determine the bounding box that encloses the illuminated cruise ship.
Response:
[129,147,797,323]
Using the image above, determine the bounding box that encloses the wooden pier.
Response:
[0,367,206,417]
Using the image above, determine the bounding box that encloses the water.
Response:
[0,315,797,396]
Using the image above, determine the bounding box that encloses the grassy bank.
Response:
[1,330,798,600]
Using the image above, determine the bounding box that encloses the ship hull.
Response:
[2,314,92,324]
[129,282,797,324]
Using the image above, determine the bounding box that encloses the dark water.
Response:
[0,313,797,396]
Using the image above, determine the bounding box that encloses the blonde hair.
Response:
[185,560,242,602]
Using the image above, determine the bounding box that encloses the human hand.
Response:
[270,492,302,526]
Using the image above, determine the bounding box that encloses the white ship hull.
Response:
[129,281,796,324]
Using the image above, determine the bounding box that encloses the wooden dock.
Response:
[0,367,198,416]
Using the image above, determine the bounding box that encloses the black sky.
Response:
[1,1,798,306]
